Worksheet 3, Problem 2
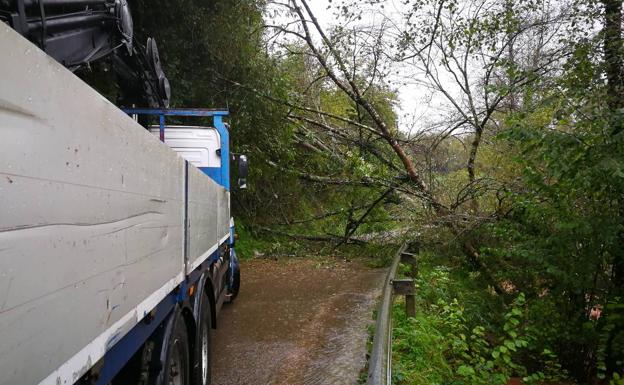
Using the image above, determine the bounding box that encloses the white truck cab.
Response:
[149,126,222,170]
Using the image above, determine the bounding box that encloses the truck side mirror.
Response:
[238,155,248,189]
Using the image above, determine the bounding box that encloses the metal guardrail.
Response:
[366,242,410,385]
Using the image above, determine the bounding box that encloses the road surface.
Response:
[211,257,385,385]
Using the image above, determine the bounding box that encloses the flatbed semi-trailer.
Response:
[0,23,244,385]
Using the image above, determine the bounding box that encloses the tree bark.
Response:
[603,1,624,378]
[603,0,624,297]
[604,0,624,118]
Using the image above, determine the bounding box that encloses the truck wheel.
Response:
[163,313,190,385]
[195,292,212,385]
[229,268,240,301]
[227,249,240,303]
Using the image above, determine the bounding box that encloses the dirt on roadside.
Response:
[210,257,386,385]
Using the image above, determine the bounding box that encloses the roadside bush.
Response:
[392,256,569,385]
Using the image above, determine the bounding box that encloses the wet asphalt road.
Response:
[210,257,385,385]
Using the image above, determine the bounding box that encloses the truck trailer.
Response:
[0,20,245,385]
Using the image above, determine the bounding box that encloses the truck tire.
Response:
[229,268,240,301]
[161,312,191,385]
[228,249,241,302]
[195,291,212,385]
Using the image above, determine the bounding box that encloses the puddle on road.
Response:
[211,258,385,385]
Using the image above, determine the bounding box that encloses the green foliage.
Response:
[231,223,274,260]
[612,372,624,385]
[393,256,568,385]
[391,1,624,381]
[392,305,453,385]
[477,34,624,376]
[597,300,624,381]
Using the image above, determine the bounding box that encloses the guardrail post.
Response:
[398,249,418,318]
[392,279,416,317]
[406,293,416,318]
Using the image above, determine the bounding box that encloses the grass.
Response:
[392,301,454,385]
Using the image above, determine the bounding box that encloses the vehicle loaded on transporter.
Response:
[0,1,247,384]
